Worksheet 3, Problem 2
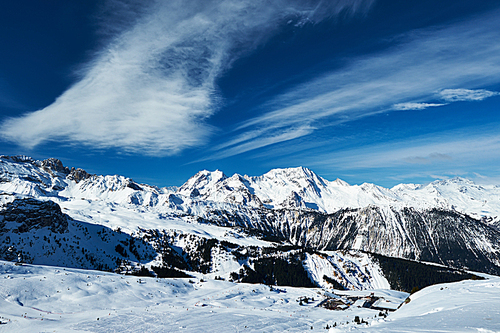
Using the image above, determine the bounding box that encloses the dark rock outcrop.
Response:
[67,167,92,183]
[0,198,69,234]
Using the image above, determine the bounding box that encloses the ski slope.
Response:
[0,260,405,332]
[1,260,499,332]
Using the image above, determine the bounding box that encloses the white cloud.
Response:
[310,129,500,170]
[195,125,315,161]
[224,9,500,157]
[392,102,446,111]
[439,88,499,102]
[0,0,373,156]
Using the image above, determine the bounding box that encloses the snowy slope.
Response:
[1,260,498,333]
[303,251,390,290]
[0,197,157,271]
[0,260,408,333]
[332,276,500,332]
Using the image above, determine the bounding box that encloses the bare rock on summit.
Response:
[67,167,92,183]
[41,158,70,175]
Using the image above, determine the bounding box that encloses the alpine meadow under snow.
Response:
[0,155,499,332]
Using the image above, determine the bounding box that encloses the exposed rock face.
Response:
[281,191,306,209]
[67,167,92,183]
[198,205,500,275]
[0,156,94,195]
[0,155,34,163]
[0,198,69,234]
[125,179,143,191]
[41,158,69,175]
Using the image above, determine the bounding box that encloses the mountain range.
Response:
[1,155,500,279]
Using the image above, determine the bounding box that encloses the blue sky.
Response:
[1,0,500,187]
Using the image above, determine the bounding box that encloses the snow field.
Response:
[327,277,500,332]
[0,260,406,332]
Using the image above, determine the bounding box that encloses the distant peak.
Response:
[180,169,227,192]
[391,183,421,191]
[209,169,227,181]
[264,166,316,178]
[360,182,376,189]
[193,169,227,179]
[431,177,475,186]
[332,178,349,186]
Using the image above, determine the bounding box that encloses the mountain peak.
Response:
[430,177,476,187]
[178,169,228,195]
[190,169,227,181]
[262,166,318,180]
[332,178,349,186]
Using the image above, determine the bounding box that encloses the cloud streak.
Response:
[392,102,447,111]
[309,128,500,170]
[439,88,499,102]
[204,125,315,161]
[403,153,452,164]
[212,9,500,159]
[0,0,373,156]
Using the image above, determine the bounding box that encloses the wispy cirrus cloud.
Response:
[392,102,447,111]
[0,0,374,156]
[391,88,499,111]
[210,9,500,160]
[403,153,452,164]
[439,88,499,102]
[194,125,315,162]
[309,128,500,170]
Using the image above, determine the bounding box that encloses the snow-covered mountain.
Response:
[3,155,500,220]
[1,155,500,332]
[1,155,500,276]
[178,165,500,220]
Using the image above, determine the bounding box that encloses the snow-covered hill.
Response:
[0,197,157,271]
[0,260,498,333]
